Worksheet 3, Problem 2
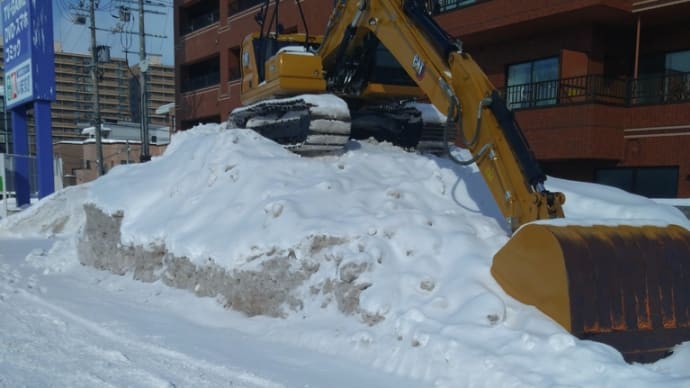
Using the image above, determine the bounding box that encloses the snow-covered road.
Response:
[0,238,425,388]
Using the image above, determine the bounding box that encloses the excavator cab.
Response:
[238,32,327,106]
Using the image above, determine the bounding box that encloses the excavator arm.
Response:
[318,0,563,230]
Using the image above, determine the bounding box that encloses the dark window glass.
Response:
[181,57,220,92]
[637,49,690,104]
[596,169,634,193]
[506,57,559,109]
[432,0,476,13]
[180,0,219,35]
[595,166,679,198]
[664,50,690,103]
[369,44,415,86]
[229,0,264,15]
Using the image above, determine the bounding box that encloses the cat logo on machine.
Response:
[412,54,425,80]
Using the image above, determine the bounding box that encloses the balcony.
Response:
[181,72,220,93]
[180,1,220,35]
[181,56,221,93]
[500,72,690,110]
[493,72,690,161]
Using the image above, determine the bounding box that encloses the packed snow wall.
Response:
[77,203,383,323]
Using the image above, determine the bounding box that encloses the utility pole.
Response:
[138,0,150,162]
[113,0,167,161]
[1,89,8,153]
[89,0,105,176]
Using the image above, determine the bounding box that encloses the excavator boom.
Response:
[231,0,690,362]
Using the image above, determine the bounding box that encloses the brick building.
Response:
[54,122,170,185]
[54,140,168,185]
[174,0,690,197]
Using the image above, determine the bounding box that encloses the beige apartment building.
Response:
[0,44,175,151]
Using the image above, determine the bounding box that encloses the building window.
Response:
[663,49,690,102]
[595,166,679,198]
[180,0,219,35]
[665,49,690,72]
[428,0,476,13]
[637,49,690,104]
[505,57,559,109]
[229,0,264,15]
[181,56,220,92]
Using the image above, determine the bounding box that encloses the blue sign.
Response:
[2,0,55,109]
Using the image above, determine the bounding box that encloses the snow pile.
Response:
[2,123,689,387]
[0,184,89,238]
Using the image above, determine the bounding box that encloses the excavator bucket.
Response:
[492,223,690,363]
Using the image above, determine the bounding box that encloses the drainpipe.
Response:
[633,16,641,79]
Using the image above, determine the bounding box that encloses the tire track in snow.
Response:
[0,265,283,388]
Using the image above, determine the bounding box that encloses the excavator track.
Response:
[349,101,455,154]
[228,95,351,156]
[411,102,456,155]
[231,96,452,156]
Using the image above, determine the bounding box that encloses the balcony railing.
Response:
[632,72,690,105]
[499,72,690,110]
[182,9,220,35]
[426,0,486,14]
[181,72,220,93]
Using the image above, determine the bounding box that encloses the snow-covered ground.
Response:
[1,124,689,387]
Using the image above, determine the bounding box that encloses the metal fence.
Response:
[1,154,38,196]
[500,72,690,110]
[181,72,221,93]
[632,72,690,105]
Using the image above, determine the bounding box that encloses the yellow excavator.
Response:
[229,0,690,363]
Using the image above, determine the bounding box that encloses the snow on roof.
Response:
[155,102,175,115]
[81,125,112,136]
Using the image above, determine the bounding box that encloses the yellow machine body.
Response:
[239,33,327,105]
[239,32,426,106]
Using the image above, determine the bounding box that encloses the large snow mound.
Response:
[2,123,689,387]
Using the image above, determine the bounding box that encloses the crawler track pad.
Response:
[229,95,351,156]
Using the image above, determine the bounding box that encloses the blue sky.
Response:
[52,0,174,66]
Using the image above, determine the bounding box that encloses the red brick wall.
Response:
[621,104,690,197]
[436,0,631,40]
[514,102,690,197]
[515,104,626,160]
[77,142,168,184]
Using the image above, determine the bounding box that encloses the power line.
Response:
[111,0,169,162]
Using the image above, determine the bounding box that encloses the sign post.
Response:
[0,154,5,218]
[1,0,56,205]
